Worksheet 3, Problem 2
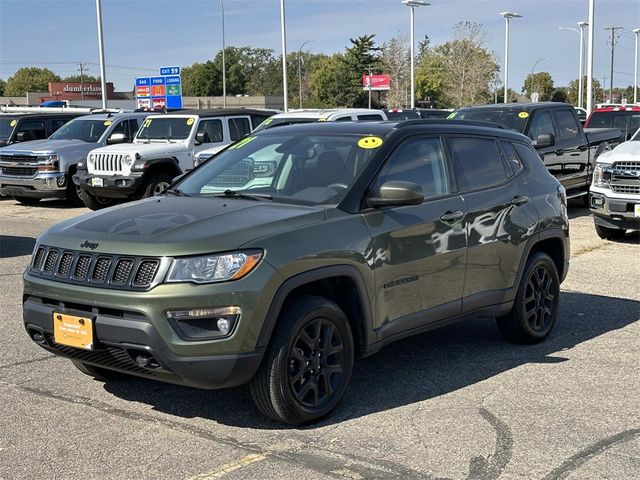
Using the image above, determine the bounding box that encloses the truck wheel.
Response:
[142,173,173,198]
[249,295,354,425]
[71,360,129,381]
[81,191,116,210]
[13,196,40,205]
[497,252,560,344]
[594,223,626,240]
[66,179,85,207]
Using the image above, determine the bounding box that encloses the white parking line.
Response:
[187,453,267,479]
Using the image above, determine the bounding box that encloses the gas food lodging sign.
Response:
[135,66,182,109]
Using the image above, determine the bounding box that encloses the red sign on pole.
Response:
[362,74,391,91]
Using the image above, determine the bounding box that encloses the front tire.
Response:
[81,190,116,210]
[142,173,173,198]
[71,360,130,381]
[594,223,626,240]
[249,295,354,425]
[497,252,560,344]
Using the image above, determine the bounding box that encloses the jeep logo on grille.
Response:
[80,241,99,250]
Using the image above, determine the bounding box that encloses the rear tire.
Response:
[13,196,40,205]
[249,295,354,425]
[71,360,130,381]
[81,190,116,210]
[142,173,173,198]
[497,252,560,344]
[594,223,626,240]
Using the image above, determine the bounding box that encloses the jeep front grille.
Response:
[29,245,166,291]
[92,153,126,173]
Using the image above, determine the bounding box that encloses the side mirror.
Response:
[367,181,424,208]
[107,132,126,145]
[195,131,208,145]
[15,131,28,142]
[535,133,555,148]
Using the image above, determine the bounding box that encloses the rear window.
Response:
[385,111,421,121]
[453,109,527,132]
[587,111,640,139]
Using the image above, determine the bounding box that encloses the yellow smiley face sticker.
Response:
[103,120,112,126]
[518,111,529,119]
[10,120,17,127]
[358,136,383,149]
[186,118,195,126]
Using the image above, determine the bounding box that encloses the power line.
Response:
[604,26,624,101]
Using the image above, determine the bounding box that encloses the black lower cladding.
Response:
[23,295,265,389]
[73,172,143,198]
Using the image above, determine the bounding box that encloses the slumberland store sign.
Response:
[47,82,117,100]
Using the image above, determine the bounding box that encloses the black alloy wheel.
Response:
[497,252,560,344]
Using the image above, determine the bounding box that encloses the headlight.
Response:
[166,251,262,284]
[122,154,133,166]
[88,153,96,163]
[39,154,59,162]
[593,163,611,188]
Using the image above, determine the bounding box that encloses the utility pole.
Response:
[604,26,623,103]
[633,28,639,104]
[77,63,88,100]
[586,0,594,115]
[367,66,373,109]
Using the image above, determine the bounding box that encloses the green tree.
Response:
[342,34,382,107]
[523,72,554,101]
[566,76,603,106]
[4,67,61,95]
[309,54,350,107]
[0,78,6,96]
[62,74,100,83]
[181,61,220,96]
[550,89,568,102]
[415,44,447,107]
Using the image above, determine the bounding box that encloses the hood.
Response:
[92,141,187,158]
[597,140,640,165]
[0,138,96,155]
[38,196,326,256]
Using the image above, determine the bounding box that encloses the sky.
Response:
[0,0,638,95]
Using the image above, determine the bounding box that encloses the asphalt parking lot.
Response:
[0,198,638,480]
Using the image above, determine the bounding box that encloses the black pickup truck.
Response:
[0,113,83,147]
[452,102,620,201]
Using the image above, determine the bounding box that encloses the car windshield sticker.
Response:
[10,120,17,127]
[142,118,152,128]
[447,112,457,119]
[228,136,256,150]
[358,136,383,149]
[187,118,195,126]
[317,118,328,122]
[103,120,112,126]
[518,112,529,119]
[261,118,273,126]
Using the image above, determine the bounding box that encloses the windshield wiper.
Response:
[164,187,189,197]
[209,189,273,200]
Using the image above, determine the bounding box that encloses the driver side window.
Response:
[528,112,554,142]
[374,137,450,199]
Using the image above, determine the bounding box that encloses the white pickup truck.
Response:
[589,127,640,239]
[73,108,276,209]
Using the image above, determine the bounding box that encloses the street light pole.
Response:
[500,12,522,104]
[402,1,429,109]
[633,28,640,104]
[220,0,226,108]
[298,40,312,109]
[586,0,595,115]
[530,57,548,102]
[280,0,288,112]
[95,0,107,109]
[578,22,588,109]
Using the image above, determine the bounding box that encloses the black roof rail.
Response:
[395,119,509,130]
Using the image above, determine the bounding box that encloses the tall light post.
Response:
[499,11,522,104]
[633,28,639,104]
[220,0,226,107]
[559,23,588,108]
[298,40,313,109]
[402,0,429,109]
[280,0,288,112]
[586,0,595,115]
[95,0,107,109]
[530,57,548,102]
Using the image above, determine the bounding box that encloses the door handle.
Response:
[440,210,464,223]
[555,149,564,156]
[510,195,529,206]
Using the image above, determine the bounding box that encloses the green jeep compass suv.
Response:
[23,120,569,424]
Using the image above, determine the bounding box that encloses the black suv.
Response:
[24,120,569,424]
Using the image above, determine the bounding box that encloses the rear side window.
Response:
[229,117,251,141]
[500,142,524,177]
[449,137,507,191]
[357,114,384,121]
[51,119,68,132]
[17,121,46,141]
[553,110,580,140]
[513,143,544,168]
[334,116,352,122]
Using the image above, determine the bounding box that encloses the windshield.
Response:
[50,119,109,142]
[452,109,528,132]
[253,117,318,132]
[0,118,16,140]
[175,133,381,205]
[136,117,194,140]
[386,111,420,121]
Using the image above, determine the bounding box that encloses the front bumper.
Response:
[73,171,144,199]
[0,172,67,199]
[22,260,281,389]
[589,188,640,230]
